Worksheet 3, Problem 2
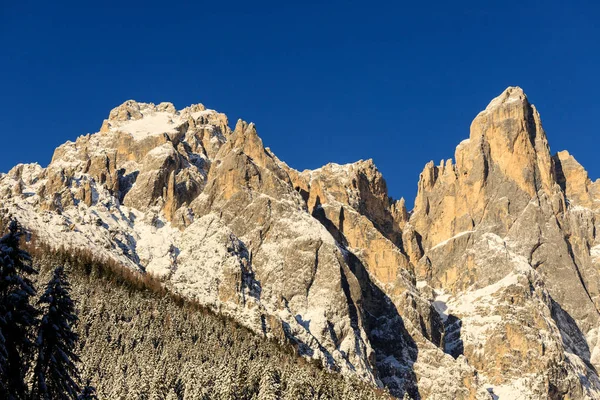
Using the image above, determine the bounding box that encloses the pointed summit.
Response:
[412,86,560,251]
[107,100,162,122]
[482,86,528,112]
[467,86,555,196]
[471,86,541,141]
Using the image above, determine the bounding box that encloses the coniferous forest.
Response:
[0,220,391,400]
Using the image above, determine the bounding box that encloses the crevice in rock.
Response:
[442,314,464,359]
[529,239,544,269]
[293,185,310,204]
[564,235,600,316]
[553,154,568,193]
[117,169,139,203]
[305,240,322,298]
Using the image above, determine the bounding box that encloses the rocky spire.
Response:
[411,86,563,251]
[405,87,600,394]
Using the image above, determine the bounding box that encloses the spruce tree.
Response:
[77,380,98,400]
[257,366,281,400]
[0,221,38,399]
[32,266,81,399]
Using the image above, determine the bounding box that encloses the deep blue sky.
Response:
[1,1,599,208]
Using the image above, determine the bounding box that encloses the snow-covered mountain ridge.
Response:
[2,87,600,399]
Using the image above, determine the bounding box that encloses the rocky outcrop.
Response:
[554,150,597,209]
[2,88,600,398]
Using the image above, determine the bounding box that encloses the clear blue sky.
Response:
[1,1,599,208]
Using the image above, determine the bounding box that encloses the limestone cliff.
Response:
[1,87,600,399]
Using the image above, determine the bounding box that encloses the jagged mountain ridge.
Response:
[1,87,600,399]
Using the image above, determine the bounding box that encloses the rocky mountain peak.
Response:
[478,86,527,112]
[3,89,600,398]
[411,87,561,253]
[107,100,178,122]
[470,85,554,193]
[403,87,600,396]
[108,99,149,121]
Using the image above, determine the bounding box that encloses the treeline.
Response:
[1,220,392,399]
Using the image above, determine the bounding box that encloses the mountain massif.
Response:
[2,87,600,399]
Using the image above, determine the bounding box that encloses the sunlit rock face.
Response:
[408,87,600,398]
[3,88,600,398]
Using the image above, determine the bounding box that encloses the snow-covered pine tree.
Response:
[181,364,203,400]
[108,362,128,400]
[257,366,281,400]
[164,390,178,400]
[281,363,311,400]
[77,380,98,400]
[0,221,38,399]
[149,365,169,400]
[31,266,81,400]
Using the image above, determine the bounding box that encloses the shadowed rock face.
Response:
[2,87,600,398]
